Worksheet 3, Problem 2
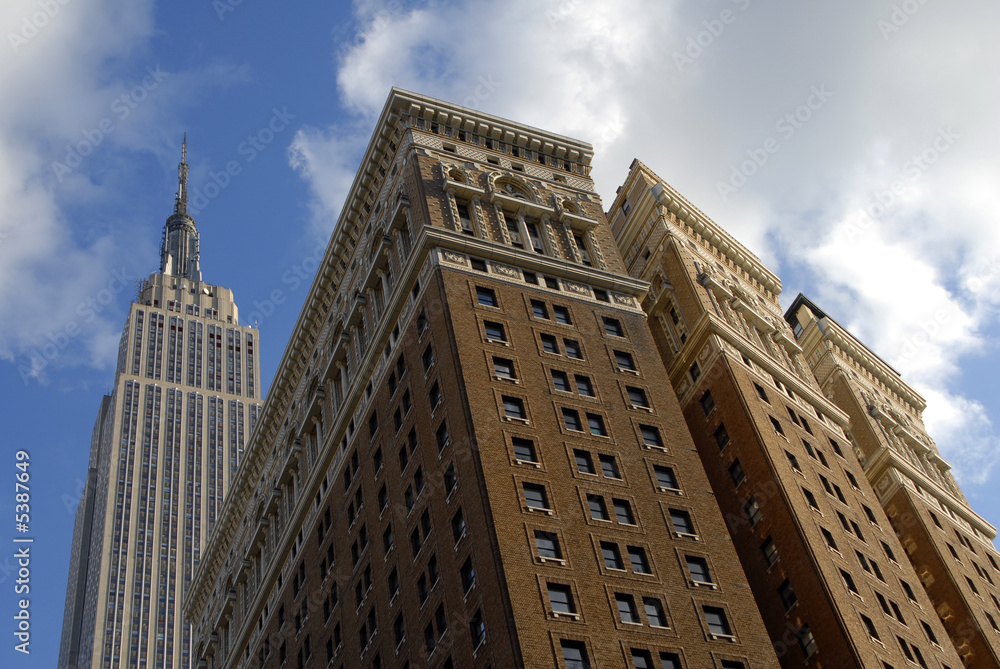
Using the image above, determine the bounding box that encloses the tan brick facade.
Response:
[608,161,966,669]
[186,93,778,669]
[787,296,1000,667]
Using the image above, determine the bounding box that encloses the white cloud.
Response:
[288,124,370,240]
[0,1,250,383]
[293,0,1000,484]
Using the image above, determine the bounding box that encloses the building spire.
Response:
[175,133,189,216]
[160,135,201,281]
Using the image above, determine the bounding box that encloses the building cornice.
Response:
[609,159,781,298]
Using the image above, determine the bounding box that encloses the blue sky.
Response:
[1,1,999,666]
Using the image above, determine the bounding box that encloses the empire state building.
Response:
[59,141,263,669]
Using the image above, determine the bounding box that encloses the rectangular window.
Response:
[786,451,801,472]
[729,459,745,486]
[552,369,571,392]
[670,509,695,535]
[503,396,527,420]
[613,499,635,525]
[714,424,730,450]
[631,649,653,669]
[493,357,516,379]
[574,449,595,474]
[523,483,550,510]
[614,350,636,371]
[703,607,732,637]
[754,383,770,403]
[689,362,701,381]
[461,558,476,593]
[531,300,549,319]
[644,598,668,627]
[599,454,621,479]
[422,344,434,371]
[687,556,713,584]
[627,387,650,409]
[512,437,537,463]
[798,625,817,658]
[563,408,583,432]
[541,333,559,354]
[640,424,664,448]
[601,542,624,570]
[561,641,590,669]
[476,287,498,307]
[628,546,651,573]
[779,579,798,610]
[587,413,607,436]
[575,375,595,396]
[429,381,442,409]
[505,216,523,248]
[660,653,682,669]
[484,321,506,342]
[744,497,762,525]
[761,536,778,566]
[564,338,583,359]
[548,584,576,614]
[526,221,545,254]
[535,530,562,559]
[655,465,678,491]
[770,416,785,436]
[554,305,572,324]
[435,422,451,453]
[616,593,640,624]
[700,391,715,415]
[603,317,624,337]
[451,509,466,543]
[588,494,609,521]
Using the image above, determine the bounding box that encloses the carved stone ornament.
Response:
[442,251,466,264]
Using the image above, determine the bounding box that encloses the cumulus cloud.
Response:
[290,0,1000,482]
[0,0,250,383]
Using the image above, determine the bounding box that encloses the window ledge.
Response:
[494,375,519,384]
[707,633,736,643]
[514,459,541,468]
[691,580,718,590]
[504,416,530,425]
[526,506,554,516]
[659,487,683,495]
[537,556,566,566]
[550,611,581,621]
[674,532,700,540]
